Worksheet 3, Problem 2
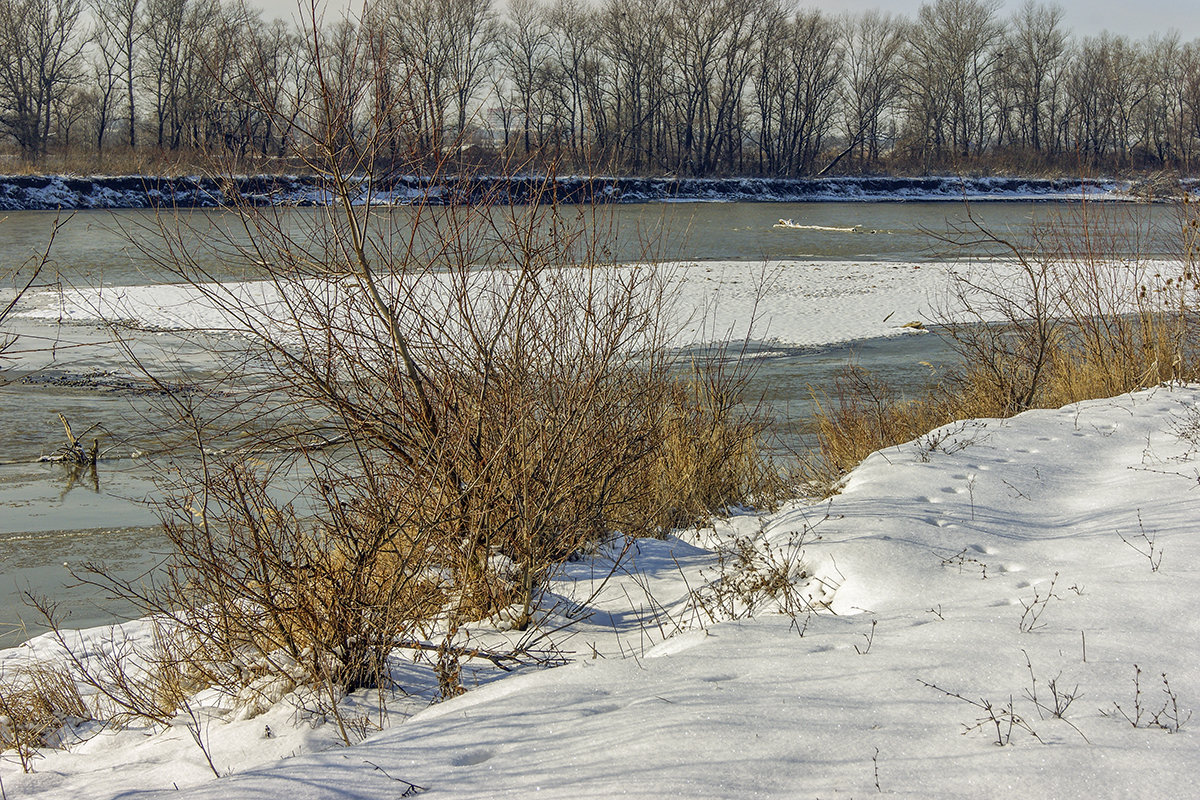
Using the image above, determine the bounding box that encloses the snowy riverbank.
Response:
[0,174,1166,211]
[4,383,1200,798]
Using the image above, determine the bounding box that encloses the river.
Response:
[0,199,1183,640]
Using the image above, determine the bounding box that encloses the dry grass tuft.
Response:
[632,370,779,534]
[0,660,91,772]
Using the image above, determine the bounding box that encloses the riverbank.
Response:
[0,174,1177,211]
[4,384,1198,798]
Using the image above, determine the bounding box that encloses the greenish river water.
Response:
[0,199,1181,640]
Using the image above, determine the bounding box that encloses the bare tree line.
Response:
[3,0,1200,175]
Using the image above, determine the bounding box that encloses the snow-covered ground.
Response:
[5,382,1200,798]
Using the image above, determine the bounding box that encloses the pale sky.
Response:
[251,0,1197,40]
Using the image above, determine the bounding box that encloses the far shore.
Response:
[0,173,1182,211]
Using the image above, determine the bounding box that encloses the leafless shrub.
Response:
[688,517,827,625]
[919,678,1043,747]
[23,598,221,774]
[914,421,987,462]
[1103,664,1192,733]
[939,200,1200,415]
[936,547,988,579]
[1018,572,1062,633]
[1170,401,1200,454]
[1116,510,1163,572]
[53,3,775,743]
[805,197,1200,498]
[1022,650,1089,742]
[854,619,877,655]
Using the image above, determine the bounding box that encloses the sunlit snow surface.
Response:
[5,385,1200,797]
[9,257,1180,352]
[8,259,961,349]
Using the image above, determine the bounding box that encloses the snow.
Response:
[0,174,1162,211]
[5,381,1200,797]
[10,256,1184,357]
[8,259,958,350]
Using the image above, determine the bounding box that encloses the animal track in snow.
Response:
[700,674,737,683]
[580,704,621,717]
[451,749,495,767]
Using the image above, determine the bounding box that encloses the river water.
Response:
[0,199,1182,639]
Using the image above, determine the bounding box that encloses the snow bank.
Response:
[6,385,1200,798]
[13,256,1185,353]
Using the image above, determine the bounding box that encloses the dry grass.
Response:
[0,660,91,772]
[804,199,1200,494]
[800,365,978,491]
[629,368,779,533]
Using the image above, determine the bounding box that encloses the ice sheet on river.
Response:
[8,260,961,350]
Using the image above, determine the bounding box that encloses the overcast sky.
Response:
[251,0,1197,40]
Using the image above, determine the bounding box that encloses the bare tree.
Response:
[497,0,552,155]
[838,9,904,169]
[1067,33,1147,169]
[91,0,145,150]
[1136,32,1184,168]
[0,0,86,158]
[386,0,496,153]
[601,0,671,172]
[1181,42,1200,171]
[755,8,842,176]
[1008,1,1068,156]
[662,0,766,174]
[900,0,1002,167]
[545,0,604,160]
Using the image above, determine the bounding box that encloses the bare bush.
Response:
[1018,572,1062,633]
[1022,651,1089,746]
[50,2,773,743]
[688,516,827,625]
[1104,664,1193,733]
[919,678,1043,747]
[1116,510,1163,572]
[941,200,1200,414]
